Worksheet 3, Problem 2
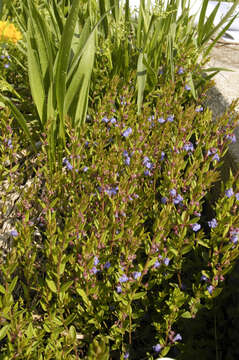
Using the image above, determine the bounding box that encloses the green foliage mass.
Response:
[0,0,239,359]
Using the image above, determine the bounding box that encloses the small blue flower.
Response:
[83,166,89,172]
[160,151,165,160]
[178,67,184,75]
[226,134,236,143]
[157,117,165,124]
[163,258,170,266]
[167,114,174,122]
[235,193,239,201]
[183,142,194,152]
[225,188,234,198]
[148,115,155,122]
[173,333,182,342]
[230,228,239,244]
[201,275,208,282]
[153,260,161,268]
[125,156,131,166]
[63,158,73,170]
[191,223,201,232]
[116,285,122,293]
[122,127,132,138]
[7,139,13,149]
[104,261,111,269]
[105,186,119,196]
[124,352,129,359]
[91,266,98,274]
[94,256,99,266]
[208,218,218,228]
[133,271,141,280]
[207,285,213,294]
[10,230,18,237]
[4,63,10,69]
[152,344,162,352]
[185,84,191,91]
[173,194,183,205]
[110,117,116,124]
[161,197,168,204]
[144,170,150,176]
[212,154,220,162]
[102,116,109,123]
[170,189,177,197]
[119,274,129,283]
[195,105,204,112]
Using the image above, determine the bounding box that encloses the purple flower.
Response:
[104,261,111,269]
[195,105,203,112]
[185,84,191,90]
[133,271,141,280]
[4,63,10,69]
[163,258,170,266]
[119,274,129,283]
[225,188,234,198]
[173,194,183,205]
[178,67,184,74]
[144,170,151,176]
[125,156,131,166]
[207,148,217,156]
[7,139,12,148]
[10,230,18,237]
[110,117,116,124]
[161,197,168,204]
[201,275,208,282]
[94,256,99,266]
[63,158,73,170]
[157,117,165,124]
[152,344,162,353]
[105,186,119,196]
[122,127,132,138]
[153,259,161,268]
[208,218,218,228]
[230,228,239,244]
[116,285,122,293]
[212,154,220,161]
[148,115,155,122]
[124,352,129,359]
[173,333,182,342]
[170,188,177,197]
[207,285,213,294]
[183,142,194,152]
[102,116,109,123]
[83,166,89,172]
[167,114,174,122]
[235,193,239,200]
[160,151,165,160]
[191,223,201,232]
[91,266,98,274]
[226,134,236,143]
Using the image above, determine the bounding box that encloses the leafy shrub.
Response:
[1,71,239,359]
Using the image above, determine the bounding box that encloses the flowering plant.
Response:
[0,21,21,44]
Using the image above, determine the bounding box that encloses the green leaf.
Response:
[9,276,18,293]
[60,281,73,293]
[46,278,57,293]
[137,52,147,114]
[0,324,10,341]
[55,0,81,145]
[0,94,36,152]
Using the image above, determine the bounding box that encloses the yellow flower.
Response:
[0,21,22,44]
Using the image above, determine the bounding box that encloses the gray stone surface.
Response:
[204,42,239,176]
